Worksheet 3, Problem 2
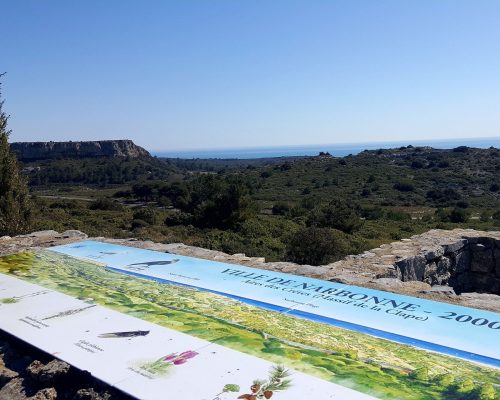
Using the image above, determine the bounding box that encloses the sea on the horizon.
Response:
[153,137,500,159]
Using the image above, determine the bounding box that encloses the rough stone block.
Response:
[470,244,494,273]
[395,255,427,281]
[434,257,451,284]
[443,239,467,254]
[423,262,437,284]
[26,360,70,384]
[495,248,500,277]
[422,247,444,261]
[61,230,88,239]
[469,273,496,293]
[419,285,456,296]
[453,250,471,273]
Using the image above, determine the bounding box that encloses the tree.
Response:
[272,202,290,216]
[286,226,347,266]
[393,181,415,192]
[409,367,428,381]
[434,373,454,386]
[307,199,363,234]
[448,208,470,223]
[0,75,31,236]
[192,179,254,229]
[476,384,495,400]
[133,207,158,225]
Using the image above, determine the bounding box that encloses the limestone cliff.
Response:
[10,140,150,161]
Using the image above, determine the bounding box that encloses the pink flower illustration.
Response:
[163,353,177,362]
[141,350,199,376]
[178,350,198,359]
[163,350,199,365]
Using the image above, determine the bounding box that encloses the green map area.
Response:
[0,250,498,400]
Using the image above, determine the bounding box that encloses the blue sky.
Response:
[1,0,499,151]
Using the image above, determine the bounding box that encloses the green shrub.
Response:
[133,207,158,225]
[385,210,411,221]
[437,207,470,223]
[393,181,414,192]
[131,219,149,230]
[89,198,123,211]
[286,226,348,266]
[448,208,470,223]
[272,202,290,216]
[164,212,193,226]
[307,199,363,234]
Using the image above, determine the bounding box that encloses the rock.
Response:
[467,236,495,245]
[329,274,371,285]
[421,247,444,261]
[370,278,403,289]
[73,388,111,400]
[18,231,60,239]
[27,360,70,384]
[400,281,431,292]
[0,378,28,400]
[26,360,43,377]
[295,265,328,278]
[60,230,88,239]
[469,273,497,293]
[32,388,57,400]
[435,257,452,284]
[420,286,456,296]
[0,365,19,385]
[495,248,500,277]
[470,244,494,273]
[0,236,11,241]
[443,240,467,254]
[458,292,500,310]
[423,262,437,284]
[395,255,427,281]
[359,251,376,258]
[453,250,471,273]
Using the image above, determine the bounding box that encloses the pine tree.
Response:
[0,74,32,235]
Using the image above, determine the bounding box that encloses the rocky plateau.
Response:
[10,140,150,161]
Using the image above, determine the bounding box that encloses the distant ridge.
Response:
[10,140,150,161]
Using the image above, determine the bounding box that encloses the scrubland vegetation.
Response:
[24,145,500,265]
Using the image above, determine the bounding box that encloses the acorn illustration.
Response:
[263,391,273,399]
[237,395,256,400]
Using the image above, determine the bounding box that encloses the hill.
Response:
[11,139,150,161]
[20,145,500,265]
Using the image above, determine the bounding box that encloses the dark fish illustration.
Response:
[42,305,96,320]
[98,330,150,338]
[99,251,117,255]
[125,259,180,272]
[127,260,180,268]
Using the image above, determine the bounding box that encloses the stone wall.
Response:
[1,228,499,312]
[395,236,500,294]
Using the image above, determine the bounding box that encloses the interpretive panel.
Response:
[52,241,500,366]
[0,240,498,399]
[0,273,367,399]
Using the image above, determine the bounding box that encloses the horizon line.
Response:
[150,136,500,153]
